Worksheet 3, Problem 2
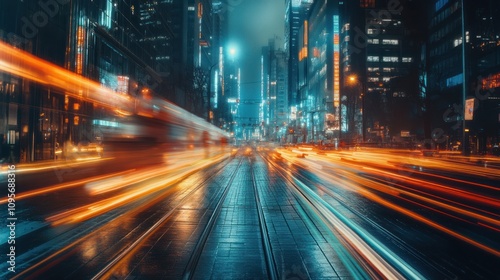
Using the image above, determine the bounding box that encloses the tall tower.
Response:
[427,0,500,153]
[341,0,418,143]
[285,0,313,108]
[305,0,342,143]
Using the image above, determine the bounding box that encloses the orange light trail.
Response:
[0,168,135,204]
[0,40,133,112]
[275,148,500,256]
[47,152,228,226]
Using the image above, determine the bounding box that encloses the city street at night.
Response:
[1,0,500,279]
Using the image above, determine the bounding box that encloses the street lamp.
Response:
[228,45,238,61]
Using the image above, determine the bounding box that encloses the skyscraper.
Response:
[305,0,342,143]
[340,0,419,144]
[285,0,312,108]
[427,0,500,153]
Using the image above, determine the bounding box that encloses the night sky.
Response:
[228,0,285,119]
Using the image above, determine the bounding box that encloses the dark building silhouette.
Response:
[426,0,500,153]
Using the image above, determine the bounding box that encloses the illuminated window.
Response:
[382,39,399,45]
[383,56,399,62]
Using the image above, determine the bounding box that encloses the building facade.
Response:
[427,0,500,153]
[304,0,342,143]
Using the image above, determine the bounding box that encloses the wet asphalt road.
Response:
[0,145,498,279]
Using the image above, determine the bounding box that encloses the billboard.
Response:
[464,98,475,120]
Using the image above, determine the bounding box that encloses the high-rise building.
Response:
[274,50,289,141]
[297,17,309,143]
[427,0,500,153]
[261,39,288,142]
[305,0,342,143]
[138,0,179,75]
[339,0,366,142]
[285,0,313,108]
[137,0,218,112]
[340,0,419,144]
[210,1,230,131]
[362,0,417,142]
[285,0,313,143]
[261,45,271,128]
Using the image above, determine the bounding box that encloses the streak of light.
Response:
[270,158,420,279]
[345,149,500,179]
[401,168,499,192]
[93,188,179,280]
[11,180,183,280]
[300,149,499,210]
[359,173,500,227]
[47,153,228,226]
[84,151,208,195]
[0,157,112,173]
[0,41,133,111]
[275,148,500,256]
[360,189,500,257]
[361,166,500,212]
[0,168,135,204]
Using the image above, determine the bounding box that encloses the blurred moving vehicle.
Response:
[56,141,103,159]
[94,96,229,150]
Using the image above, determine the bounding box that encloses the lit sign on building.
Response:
[464,98,475,120]
[481,73,500,90]
[116,76,129,94]
[76,26,85,75]
[333,15,340,108]
[214,70,218,108]
[299,21,308,61]
[446,73,463,88]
